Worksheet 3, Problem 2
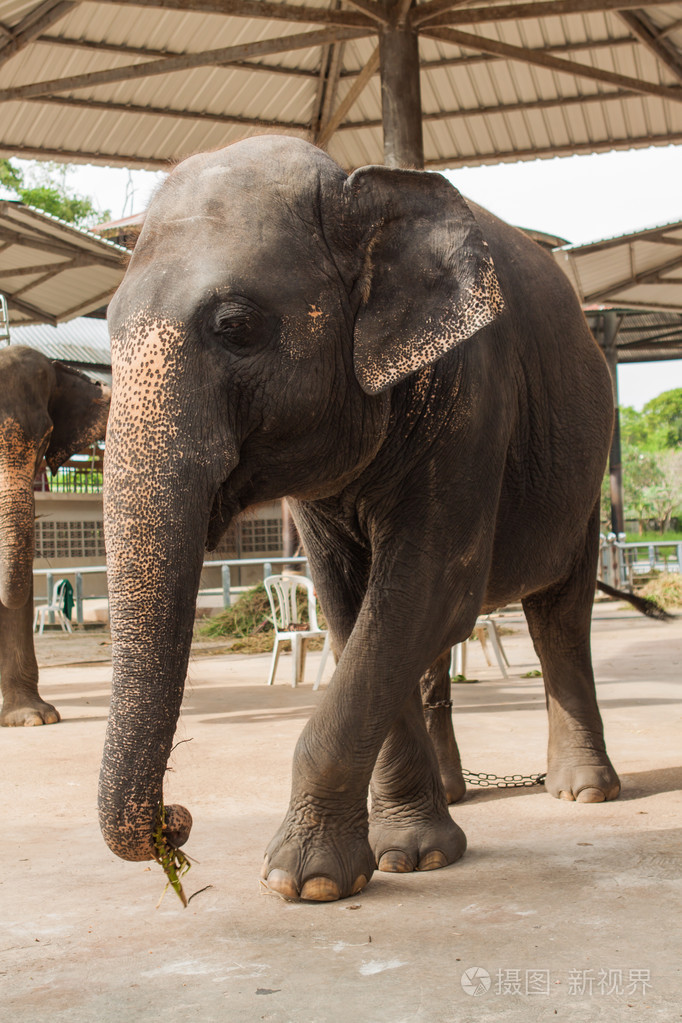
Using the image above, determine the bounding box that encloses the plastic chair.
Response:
[264,574,331,689]
[451,615,509,679]
[33,579,73,635]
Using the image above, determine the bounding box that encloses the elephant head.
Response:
[100,135,503,862]
[0,345,110,609]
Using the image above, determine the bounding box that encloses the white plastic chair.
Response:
[451,615,509,679]
[264,574,331,689]
[33,579,73,635]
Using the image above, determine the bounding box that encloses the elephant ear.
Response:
[343,166,504,396]
[46,362,111,472]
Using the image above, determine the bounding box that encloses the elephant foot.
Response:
[440,765,466,805]
[544,761,620,802]
[369,807,466,874]
[261,800,375,902]
[0,699,60,726]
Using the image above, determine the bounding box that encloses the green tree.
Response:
[641,389,682,451]
[622,449,664,534]
[619,405,650,449]
[0,158,109,228]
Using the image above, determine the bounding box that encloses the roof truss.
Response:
[0,0,681,171]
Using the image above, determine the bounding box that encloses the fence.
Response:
[33,556,309,626]
[600,535,681,589]
[36,541,680,627]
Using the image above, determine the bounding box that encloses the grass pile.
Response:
[637,573,682,610]
[200,581,327,654]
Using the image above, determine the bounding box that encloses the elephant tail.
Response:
[596,580,675,621]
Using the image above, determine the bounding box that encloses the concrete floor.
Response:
[4,607,681,1022]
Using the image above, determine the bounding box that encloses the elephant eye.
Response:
[212,300,261,346]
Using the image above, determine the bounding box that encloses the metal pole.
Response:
[75,572,84,625]
[601,311,625,536]
[221,564,232,608]
[379,1,424,170]
[46,571,54,625]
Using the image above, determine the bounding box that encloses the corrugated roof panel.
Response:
[1,0,681,170]
[0,201,126,325]
[554,221,682,311]
[8,317,111,366]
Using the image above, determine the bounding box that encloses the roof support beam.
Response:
[95,0,374,27]
[3,290,58,324]
[37,34,321,76]
[59,287,120,321]
[33,93,310,131]
[660,17,682,38]
[617,10,682,84]
[0,257,96,277]
[312,39,347,141]
[342,0,389,22]
[35,28,635,79]
[317,43,380,147]
[423,26,682,104]
[413,0,682,29]
[0,224,121,265]
[340,87,641,130]
[0,26,377,102]
[9,266,70,299]
[0,0,75,69]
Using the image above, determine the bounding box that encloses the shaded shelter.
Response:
[0,0,681,174]
[0,200,127,325]
[555,225,682,533]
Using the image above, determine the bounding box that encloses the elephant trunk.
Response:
[0,476,35,609]
[99,452,212,860]
[97,318,230,862]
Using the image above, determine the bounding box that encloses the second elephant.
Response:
[0,345,110,726]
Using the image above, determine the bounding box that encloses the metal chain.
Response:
[462,769,546,789]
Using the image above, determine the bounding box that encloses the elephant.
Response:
[100,134,620,902]
[0,345,110,726]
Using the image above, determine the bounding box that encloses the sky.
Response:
[13,143,682,410]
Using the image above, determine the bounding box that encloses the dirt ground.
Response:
[4,604,681,1022]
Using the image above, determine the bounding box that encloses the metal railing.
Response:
[600,534,681,589]
[34,469,104,494]
[33,556,309,626]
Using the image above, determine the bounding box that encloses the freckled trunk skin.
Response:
[0,476,35,610]
[99,318,218,861]
[99,469,209,860]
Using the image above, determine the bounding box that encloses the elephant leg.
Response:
[522,512,619,803]
[0,588,60,726]
[369,686,466,873]
[420,650,466,804]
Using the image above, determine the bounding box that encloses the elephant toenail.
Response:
[351,874,368,894]
[576,787,606,803]
[264,869,300,900]
[300,877,341,901]
[417,850,448,871]
[377,850,414,873]
[559,790,575,801]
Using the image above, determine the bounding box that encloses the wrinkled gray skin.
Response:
[101,135,618,902]
[0,346,110,726]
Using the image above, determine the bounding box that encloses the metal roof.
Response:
[584,305,682,359]
[8,315,111,366]
[553,218,682,312]
[0,0,681,171]
[0,200,127,324]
